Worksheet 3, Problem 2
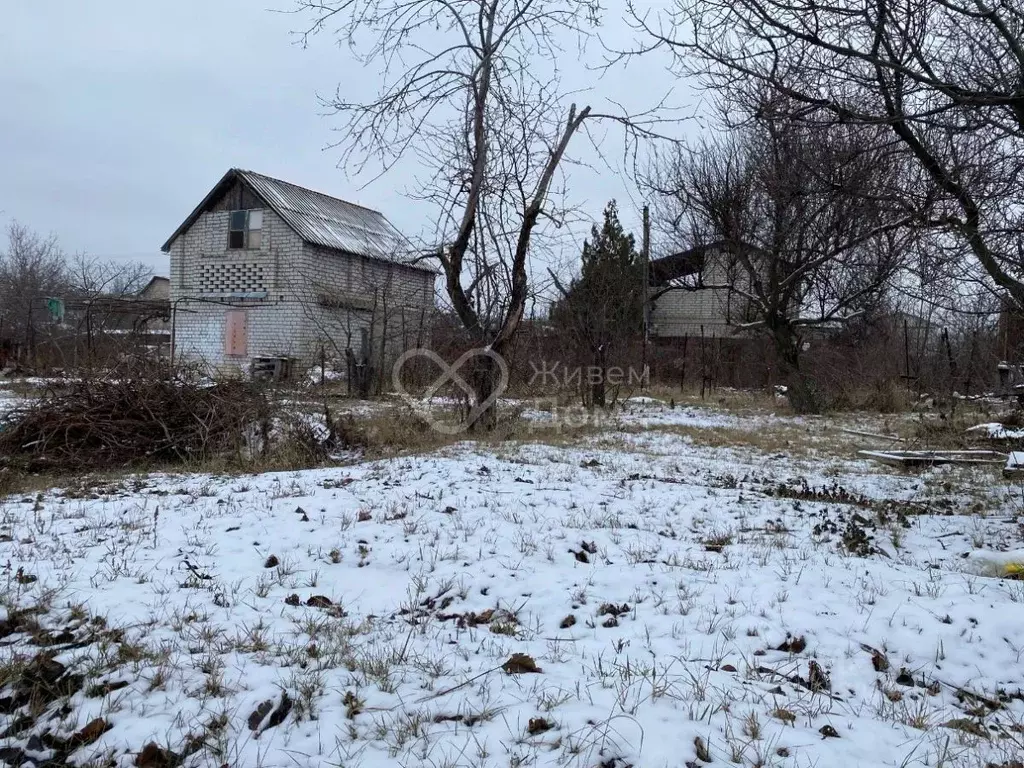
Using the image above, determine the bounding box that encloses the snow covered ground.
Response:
[1,403,1024,768]
[0,385,21,420]
[968,422,1024,442]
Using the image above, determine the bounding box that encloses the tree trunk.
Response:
[466,349,503,432]
[591,345,607,409]
[784,366,824,415]
[773,327,824,414]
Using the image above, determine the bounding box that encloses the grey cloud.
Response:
[1,1,687,278]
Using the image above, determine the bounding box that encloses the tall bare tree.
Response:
[652,118,917,411]
[0,222,68,366]
[0,223,156,370]
[630,0,1024,312]
[68,254,150,302]
[296,0,659,428]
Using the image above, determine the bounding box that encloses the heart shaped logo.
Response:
[392,347,510,433]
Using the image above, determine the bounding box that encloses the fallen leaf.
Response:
[694,735,711,762]
[71,718,111,747]
[136,743,181,768]
[776,635,807,654]
[247,700,274,732]
[502,653,541,674]
[527,717,554,735]
[263,693,293,731]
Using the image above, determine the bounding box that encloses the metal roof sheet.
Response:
[237,170,409,262]
[162,169,434,272]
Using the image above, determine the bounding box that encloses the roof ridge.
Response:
[234,168,382,215]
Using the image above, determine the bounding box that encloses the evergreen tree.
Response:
[553,201,644,407]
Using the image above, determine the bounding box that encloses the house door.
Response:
[224,310,248,358]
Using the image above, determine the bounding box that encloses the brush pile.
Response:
[0,364,276,472]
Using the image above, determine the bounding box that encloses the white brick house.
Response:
[649,244,758,339]
[162,169,436,378]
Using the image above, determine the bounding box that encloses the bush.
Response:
[0,363,290,472]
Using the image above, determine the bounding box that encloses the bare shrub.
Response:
[0,361,308,473]
[333,407,453,456]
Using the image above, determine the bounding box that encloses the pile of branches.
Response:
[0,364,278,472]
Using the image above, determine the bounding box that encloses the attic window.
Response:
[228,210,263,249]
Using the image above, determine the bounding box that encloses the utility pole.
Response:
[641,204,651,390]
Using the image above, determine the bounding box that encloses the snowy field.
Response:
[2,402,1024,768]
[0,386,20,421]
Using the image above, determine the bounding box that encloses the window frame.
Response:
[227,209,264,250]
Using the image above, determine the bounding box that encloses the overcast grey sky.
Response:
[1,1,694,278]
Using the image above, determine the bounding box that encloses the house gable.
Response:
[208,177,264,214]
[139,276,170,300]
[162,169,434,274]
[162,170,261,253]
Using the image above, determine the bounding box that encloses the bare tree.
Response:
[630,0,1024,312]
[0,222,69,367]
[296,0,660,428]
[68,254,150,300]
[652,118,917,411]
[65,254,152,365]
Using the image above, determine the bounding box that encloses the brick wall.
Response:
[298,244,435,368]
[169,202,307,370]
[169,196,437,375]
[650,259,753,339]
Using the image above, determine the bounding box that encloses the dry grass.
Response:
[2,402,1021,768]
[5,383,1017,508]
[619,399,1017,463]
[624,421,828,458]
[641,384,786,413]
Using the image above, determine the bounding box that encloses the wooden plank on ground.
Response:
[859,450,1006,469]
[839,428,905,443]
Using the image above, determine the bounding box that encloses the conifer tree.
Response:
[553,201,644,407]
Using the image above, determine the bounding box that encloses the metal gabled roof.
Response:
[162,168,434,272]
[651,240,770,287]
[650,246,705,286]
